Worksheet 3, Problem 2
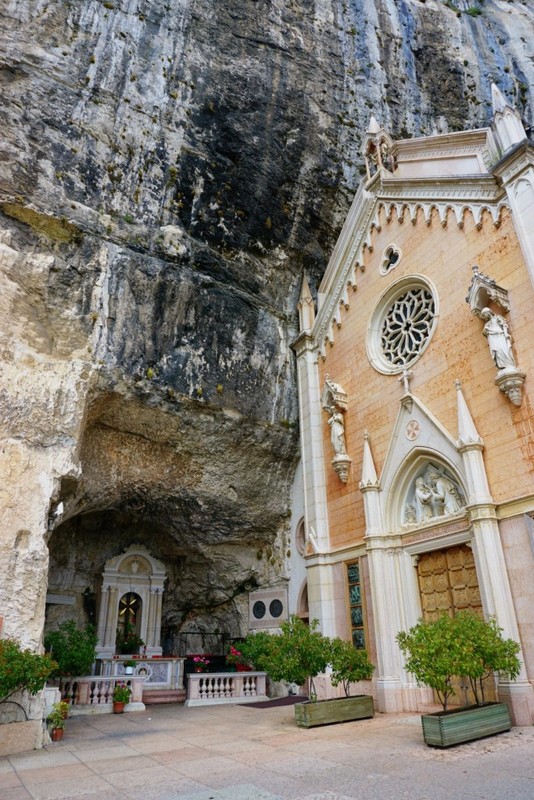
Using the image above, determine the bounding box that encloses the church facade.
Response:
[292,86,534,725]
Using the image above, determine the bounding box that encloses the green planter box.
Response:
[294,695,374,728]
[422,702,511,748]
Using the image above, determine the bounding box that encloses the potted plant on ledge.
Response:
[47,702,67,741]
[112,682,131,713]
[397,611,521,748]
[240,616,375,728]
[226,644,252,672]
[115,623,144,656]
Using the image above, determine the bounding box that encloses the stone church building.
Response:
[292,85,534,725]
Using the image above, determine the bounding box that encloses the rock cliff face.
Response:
[0,0,532,649]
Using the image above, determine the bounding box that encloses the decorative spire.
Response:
[491,83,509,115]
[360,430,379,490]
[297,275,315,332]
[490,83,527,154]
[367,115,381,134]
[455,379,483,449]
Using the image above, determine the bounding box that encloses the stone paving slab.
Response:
[1,704,534,799]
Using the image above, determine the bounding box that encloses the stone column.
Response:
[292,330,335,635]
[96,586,110,655]
[457,382,534,724]
[360,433,405,712]
[104,587,119,650]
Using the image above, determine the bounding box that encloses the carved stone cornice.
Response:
[465,503,498,522]
[290,330,318,358]
[492,141,534,185]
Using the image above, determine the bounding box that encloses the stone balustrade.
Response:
[185,671,268,706]
[59,676,146,713]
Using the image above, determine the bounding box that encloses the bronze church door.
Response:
[416,543,496,705]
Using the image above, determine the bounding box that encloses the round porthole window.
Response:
[366,276,438,374]
[252,601,266,619]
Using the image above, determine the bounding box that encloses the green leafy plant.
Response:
[115,622,144,655]
[226,644,249,667]
[240,616,332,700]
[44,620,98,677]
[329,638,375,696]
[397,612,521,711]
[123,659,136,668]
[0,638,56,718]
[112,682,131,703]
[47,701,68,730]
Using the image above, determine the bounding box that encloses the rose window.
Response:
[366,277,438,375]
[380,288,435,367]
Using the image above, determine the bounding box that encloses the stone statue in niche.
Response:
[478,307,525,406]
[327,407,347,456]
[321,377,351,484]
[403,465,466,526]
[480,308,516,369]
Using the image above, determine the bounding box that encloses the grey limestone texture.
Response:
[0,1,533,651]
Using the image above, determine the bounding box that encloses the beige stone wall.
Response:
[320,206,534,550]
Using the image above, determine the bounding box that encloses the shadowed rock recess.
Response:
[0,0,532,644]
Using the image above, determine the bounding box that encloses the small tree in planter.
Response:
[240,617,374,728]
[240,616,330,700]
[397,611,521,747]
[329,638,375,697]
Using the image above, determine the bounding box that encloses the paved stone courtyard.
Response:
[1,703,534,800]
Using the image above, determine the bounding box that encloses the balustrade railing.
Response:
[59,676,146,712]
[186,671,268,706]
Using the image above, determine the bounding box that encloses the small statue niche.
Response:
[466,267,525,406]
[321,377,351,483]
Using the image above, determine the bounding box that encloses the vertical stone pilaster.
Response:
[293,332,329,554]
[457,383,534,723]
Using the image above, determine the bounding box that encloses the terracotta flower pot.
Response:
[51,728,64,742]
[113,701,125,713]
[194,666,203,673]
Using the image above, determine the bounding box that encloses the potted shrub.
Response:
[226,644,251,672]
[123,660,136,675]
[397,611,521,747]
[112,682,131,713]
[0,637,56,721]
[240,616,374,728]
[192,655,210,673]
[47,702,67,741]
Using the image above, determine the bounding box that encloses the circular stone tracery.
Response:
[366,277,438,375]
[380,287,435,367]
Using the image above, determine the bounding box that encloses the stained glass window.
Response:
[347,561,366,650]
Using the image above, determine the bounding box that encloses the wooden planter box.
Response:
[421,702,511,748]
[294,695,374,728]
